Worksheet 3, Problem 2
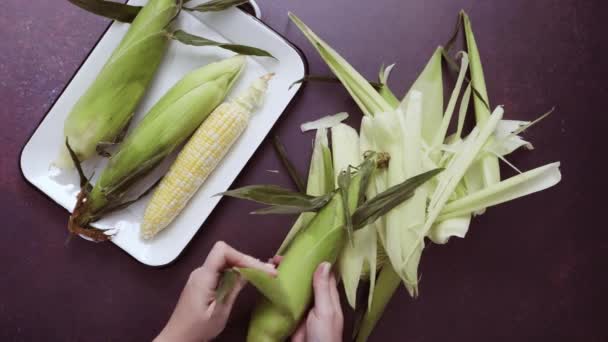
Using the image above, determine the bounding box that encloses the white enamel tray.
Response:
[20,0,306,266]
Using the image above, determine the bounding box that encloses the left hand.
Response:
[155,241,277,342]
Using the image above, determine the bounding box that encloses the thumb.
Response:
[312,262,333,317]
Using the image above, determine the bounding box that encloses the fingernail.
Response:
[266,263,278,276]
[322,262,331,277]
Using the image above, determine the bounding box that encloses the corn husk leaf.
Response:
[277,129,334,254]
[340,224,377,308]
[391,107,503,276]
[331,123,361,244]
[67,0,143,23]
[438,162,562,220]
[289,75,383,91]
[336,125,380,309]
[428,215,471,244]
[486,120,533,156]
[381,91,428,295]
[289,13,392,116]
[68,0,251,22]
[401,48,444,144]
[378,63,395,85]
[352,169,442,230]
[185,0,248,12]
[441,49,491,113]
[354,264,401,342]
[377,64,400,107]
[170,30,275,58]
[462,10,501,189]
[273,136,305,193]
[219,185,334,214]
[432,52,469,151]
[331,123,368,308]
[331,124,361,181]
[485,107,554,156]
[455,83,472,139]
[300,112,349,132]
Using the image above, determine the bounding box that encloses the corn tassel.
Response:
[141,73,272,239]
[57,0,179,167]
[68,56,246,241]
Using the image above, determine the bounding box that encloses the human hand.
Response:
[292,262,343,342]
[155,241,277,342]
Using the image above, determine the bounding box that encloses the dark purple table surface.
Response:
[1,0,606,341]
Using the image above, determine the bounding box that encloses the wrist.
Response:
[155,321,207,342]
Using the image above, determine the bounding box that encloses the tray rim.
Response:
[18,6,308,267]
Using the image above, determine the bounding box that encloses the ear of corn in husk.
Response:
[67,56,246,241]
[140,73,272,239]
[58,0,275,169]
[240,158,367,342]
[221,154,439,342]
[56,0,179,168]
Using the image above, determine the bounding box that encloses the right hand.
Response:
[291,262,344,342]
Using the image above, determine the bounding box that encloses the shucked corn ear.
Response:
[141,73,273,239]
[56,0,179,167]
[68,56,246,241]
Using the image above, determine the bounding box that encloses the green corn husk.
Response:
[58,0,274,168]
[68,56,245,240]
[56,0,179,168]
[244,165,364,342]
[277,128,334,254]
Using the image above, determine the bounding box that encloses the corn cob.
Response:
[141,73,273,239]
[67,56,246,241]
[56,0,179,168]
